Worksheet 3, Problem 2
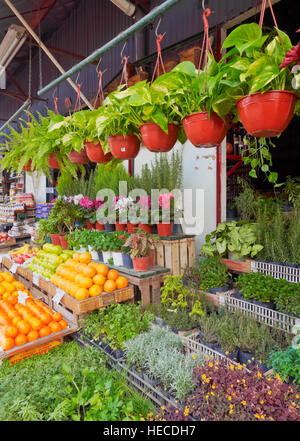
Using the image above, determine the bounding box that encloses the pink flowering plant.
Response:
[152,192,182,223]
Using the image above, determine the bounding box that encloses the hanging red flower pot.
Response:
[67,147,89,164]
[22,160,34,172]
[108,134,140,160]
[183,111,229,148]
[237,91,297,138]
[139,123,179,152]
[157,222,173,237]
[48,153,60,169]
[85,141,113,163]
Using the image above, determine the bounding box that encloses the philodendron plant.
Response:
[201,220,263,260]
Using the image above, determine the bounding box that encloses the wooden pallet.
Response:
[154,235,196,276]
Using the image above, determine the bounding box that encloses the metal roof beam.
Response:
[37,0,183,97]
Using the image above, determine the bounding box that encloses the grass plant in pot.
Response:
[222,23,299,138]
[124,229,157,271]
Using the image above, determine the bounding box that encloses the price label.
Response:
[18,291,29,306]
[53,288,65,305]
[33,274,39,286]
[10,263,17,274]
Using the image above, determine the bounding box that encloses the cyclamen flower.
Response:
[138,196,151,209]
[79,196,94,209]
[114,196,134,212]
[73,194,84,205]
[159,193,173,209]
[94,199,104,209]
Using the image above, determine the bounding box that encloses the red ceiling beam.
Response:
[5,69,27,97]
[0,90,47,103]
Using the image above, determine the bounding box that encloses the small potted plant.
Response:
[119,232,133,268]
[155,192,176,237]
[111,231,125,267]
[101,233,115,263]
[124,229,157,271]
[138,196,153,234]
[112,196,128,231]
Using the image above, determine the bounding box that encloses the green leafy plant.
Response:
[184,255,231,291]
[201,220,263,259]
[35,218,58,245]
[270,347,300,386]
[80,302,154,350]
[234,177,259,220]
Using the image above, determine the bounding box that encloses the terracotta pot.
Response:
[127,222,138,234]
[86,220,95,229]
[140,123,179,152]
[132,256,151,272]
[108,134,140,160]
[237,91,297,138]
[115,221,127,231]
[85,141,113,163]
[59,234,69,250]
[48,153,60,169]
[157,222,173,237]
[139,223,153,234]
[182,111,229,147]
[50,233,61,245]
[67,147,89,164]
[95,221,105,231]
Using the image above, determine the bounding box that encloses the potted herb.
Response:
[111,231,125,267]
[120,233,133,269]
[222,23,299,137]
[160,274,203,333]
[124,229,158,271]
[201,220,263,260]
[101,233,115,263]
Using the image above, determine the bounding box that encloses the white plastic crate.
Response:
[219,293,300,334]
[181,332,250,372]
[251,260,300,284]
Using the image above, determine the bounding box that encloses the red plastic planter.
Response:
[59,234,69,250]
[23,160,34,172]
[237,91,297,138]
[116,221,127,231]
[86,220,95,229]
[139,223,153,234]
[127,222,138,234]
[67,147,89,164]
[140,123,179,152]
[50,233,61,245]
[48,153,60,169]
[95,222,105,231]
[85,141,113,163]
[157,222,173,237]
[183,111,229,147]
[133,256,151,272]
[108,134,140,160]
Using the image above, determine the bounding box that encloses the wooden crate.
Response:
[154,235,196,276]
[47,285,134,315]
[221,258,251,274]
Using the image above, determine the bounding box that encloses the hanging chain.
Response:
[28,35,32,101]
[37,1,43,90]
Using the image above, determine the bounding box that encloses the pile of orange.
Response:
[0,296,68,351]
[50,252,128,301]
[0,272,28,302]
